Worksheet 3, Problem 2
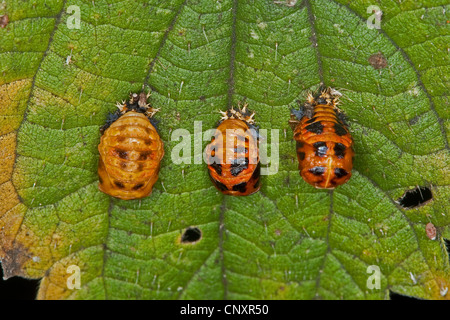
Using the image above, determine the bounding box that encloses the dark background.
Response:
[0,263,39,300]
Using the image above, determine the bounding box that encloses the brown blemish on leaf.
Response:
[1,242,32,279]
[0,14,8,28]
[1,212,54,279]
[425,222,437,240]
[368,52,388,69]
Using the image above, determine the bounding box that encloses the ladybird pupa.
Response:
[289,86,354,189]
[98,92,164,200]
[206,105,260,196]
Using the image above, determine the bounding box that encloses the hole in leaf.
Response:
[389,290,422,300]
[397,186,432,209]
[444,239,450,265]
[181,227,202,244]
[0,263,40,300]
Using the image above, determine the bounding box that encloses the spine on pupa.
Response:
[305,86,342,108]
[219,104,255,125]
[100,91,159,134]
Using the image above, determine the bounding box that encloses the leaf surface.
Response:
[0,0,449,300]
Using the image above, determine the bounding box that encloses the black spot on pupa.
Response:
[212,177,228,191]
[114,181,125,189]
[397,186,433,209]
[230,157,249,176]
[305,122,324,134]
[309,167,325,176]
[334,143,346,159]
[230,166,245,176]
[298,152,305,160]
[313,141,328,157]
[210,162,222,175]
[334,168,348,178]
[252,162,261,179]
[232,182,247,193]
[132,183,144,190]
[234,146,248,154]
[116,149,128,160]
[306,117,317,124]
[139,151,151,160]
[333,123,348,136]
[181,227,202,243]
[98,176,103,184]
[231,157,249,166]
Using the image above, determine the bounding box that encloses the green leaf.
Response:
[1,0,449,300]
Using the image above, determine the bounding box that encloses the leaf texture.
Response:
[0,0,449,300]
